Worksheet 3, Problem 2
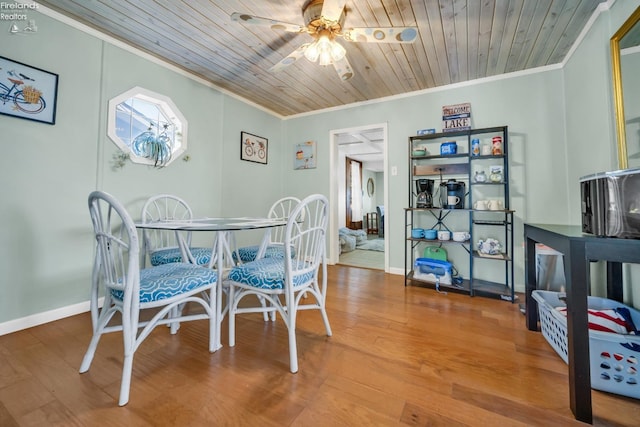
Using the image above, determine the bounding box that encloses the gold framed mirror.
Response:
[611,6,640,169]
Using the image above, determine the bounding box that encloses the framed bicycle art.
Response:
[240,131,268,164]
[0,56,59,125]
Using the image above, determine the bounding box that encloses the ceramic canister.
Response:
[471,139,480,156]
[492,136,503,155]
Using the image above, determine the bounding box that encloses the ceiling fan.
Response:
[231,0,418,81]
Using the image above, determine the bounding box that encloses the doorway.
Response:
[329,123,388,271]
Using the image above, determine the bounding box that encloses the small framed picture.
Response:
[294,140,316,169]
[0,56,59,125]
[240,131,268,164]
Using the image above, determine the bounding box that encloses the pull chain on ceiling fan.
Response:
[231,0,418,81]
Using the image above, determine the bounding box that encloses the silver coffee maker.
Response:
[415,179,434,208]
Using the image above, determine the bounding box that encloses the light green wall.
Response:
[562,0,640,303]
[563,2,619,225]
[0,11,281,326]
[218,96,285,246]
[1,2,639,329]
[0,12,102,322]
[282,71,568,282]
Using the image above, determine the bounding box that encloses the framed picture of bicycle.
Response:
[240,131,268,164]
[0,56,59,125]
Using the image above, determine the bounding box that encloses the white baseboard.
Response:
[388,267,404,275]
[0,299,100,336]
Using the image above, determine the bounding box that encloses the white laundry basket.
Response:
[532,290,640,399]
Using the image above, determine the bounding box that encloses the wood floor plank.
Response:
[0,265,637,426]
[0,400,19,427]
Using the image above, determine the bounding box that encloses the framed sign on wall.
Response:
[241,131,268,164]
[0,56,58,125]
[294,140,316,169]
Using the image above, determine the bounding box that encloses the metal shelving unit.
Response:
[404,126,515,301]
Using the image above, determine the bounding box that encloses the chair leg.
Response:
[258,295,270,322]
[209,308,216,353]
[320,306,332,337]
[169,305,181,334]
[79,333,102,373]
[118,353,134,406]
[228,286,236,347]
[288,322,298,373]
[79,307,115,373]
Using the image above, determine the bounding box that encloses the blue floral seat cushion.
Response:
[150,247,212,266]
[228,257,313,290]
[232,244,294,263]
[111,262,217,303]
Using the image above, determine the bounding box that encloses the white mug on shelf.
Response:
[447,195,460,206]
[452,231,470,242]
[438,230,451,241]
[473,200,488,210]
[488,199,504,211]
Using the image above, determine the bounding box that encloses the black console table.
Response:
[524,223,640,424]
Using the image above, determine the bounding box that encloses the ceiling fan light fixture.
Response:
[305,33,345,66]
[304,41,321,62]
[318,49,332,66]
[232,2,416,81]
[316,34,333,65]
[329,40,346,61]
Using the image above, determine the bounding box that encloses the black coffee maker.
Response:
[415,179,434,208]
[439,179,466,209]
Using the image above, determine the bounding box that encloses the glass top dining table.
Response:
[135,216,288,350]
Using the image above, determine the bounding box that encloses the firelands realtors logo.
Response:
[1,2,39,21]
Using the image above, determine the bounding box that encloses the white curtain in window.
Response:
[350,160,362,220]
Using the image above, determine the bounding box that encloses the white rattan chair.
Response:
[141,194,213,267]
[80,191,217,406]
[227,194,332,373]
[233,196,301,263]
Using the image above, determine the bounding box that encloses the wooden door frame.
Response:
[328,123,389,272]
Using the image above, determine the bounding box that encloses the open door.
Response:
[345,157,363,230]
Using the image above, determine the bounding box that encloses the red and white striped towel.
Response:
[556,307,634,334]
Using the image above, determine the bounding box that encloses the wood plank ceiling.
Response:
[36,0,607,117]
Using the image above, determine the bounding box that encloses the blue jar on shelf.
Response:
[471,138,480,156]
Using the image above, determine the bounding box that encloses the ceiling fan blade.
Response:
[230,12,307,33]
[343,27,418,43]
[321,0,346,23]
[269,44,310,73]
[333,55,354,81]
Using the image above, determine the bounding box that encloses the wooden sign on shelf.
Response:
[414,163,469,176]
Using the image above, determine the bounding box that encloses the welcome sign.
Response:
[442,103,471,132]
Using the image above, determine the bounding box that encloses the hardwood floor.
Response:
[1,265,638,426]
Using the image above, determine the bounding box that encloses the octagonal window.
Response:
[107,87,187,167]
